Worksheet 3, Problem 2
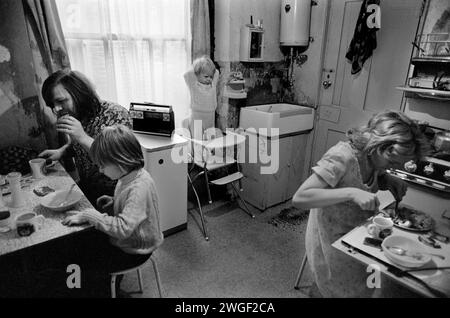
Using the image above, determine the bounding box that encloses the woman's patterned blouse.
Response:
[72,100,132,202]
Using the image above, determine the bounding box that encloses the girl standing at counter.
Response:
[62,124,163,296]
[292,111,430,297]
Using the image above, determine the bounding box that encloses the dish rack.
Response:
[414,33,450,60]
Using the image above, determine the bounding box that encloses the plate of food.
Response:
[385,205,434,232]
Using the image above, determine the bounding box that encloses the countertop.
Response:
[134,133,188,152]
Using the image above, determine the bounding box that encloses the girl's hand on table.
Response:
[62,211,88,226]
[351,188,380,211]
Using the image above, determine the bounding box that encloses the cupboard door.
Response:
[286,134,309,200]
[143,148,187,233]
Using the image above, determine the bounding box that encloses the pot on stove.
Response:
[434,131,450,153]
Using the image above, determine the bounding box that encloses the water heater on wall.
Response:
[280,0,311,46]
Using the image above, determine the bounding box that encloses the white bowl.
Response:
[40,189,83,212]
[382,235,431,268]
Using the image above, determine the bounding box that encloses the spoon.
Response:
[387,246,445,260]
[58,184,76,207]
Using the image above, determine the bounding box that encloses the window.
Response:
[55,0,191,127]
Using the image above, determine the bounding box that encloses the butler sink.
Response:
[239,103,314,137]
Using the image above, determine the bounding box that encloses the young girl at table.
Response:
[292,110,430,298]
[62,124,163,296]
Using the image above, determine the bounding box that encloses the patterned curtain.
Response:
[22,0,71,148]
[190,0,210,60]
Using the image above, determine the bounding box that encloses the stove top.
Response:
[388,155,450,193]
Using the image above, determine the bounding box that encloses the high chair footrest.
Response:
[210,172,244,186]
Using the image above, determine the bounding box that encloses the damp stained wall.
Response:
[214,0,328,130]
[0,0,47,151]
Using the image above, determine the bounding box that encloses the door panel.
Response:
[312,0,423,165]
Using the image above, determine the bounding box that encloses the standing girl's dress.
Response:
[305,141,379,297]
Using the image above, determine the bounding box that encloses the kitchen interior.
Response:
[0,0,449,299]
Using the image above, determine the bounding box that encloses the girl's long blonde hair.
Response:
[347,111,430,161]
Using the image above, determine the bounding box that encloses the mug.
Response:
[15,212,45,237]
[29,158,46,179]
[367,216,393,240]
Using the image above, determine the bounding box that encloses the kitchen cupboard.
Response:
[134,133,188,236]
[240,132,309,210]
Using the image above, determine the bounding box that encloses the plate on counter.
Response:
[386,206,434,232]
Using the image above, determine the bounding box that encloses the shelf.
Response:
[223,88,247,99]
[396,86,450,101]
[411,57,450,64]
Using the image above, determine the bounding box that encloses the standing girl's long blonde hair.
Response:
[347,110,430,162]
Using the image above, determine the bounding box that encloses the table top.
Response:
[0,162,93,257]
[333,219,450,298]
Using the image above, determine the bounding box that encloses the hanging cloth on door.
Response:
[345,0,381,75]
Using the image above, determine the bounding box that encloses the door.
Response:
[144,147,187,234]
[311,0,424,164]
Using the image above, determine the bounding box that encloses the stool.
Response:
[294,254,308,289]
[110,254,163,298]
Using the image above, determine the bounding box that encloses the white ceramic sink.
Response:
[239,103,314,137]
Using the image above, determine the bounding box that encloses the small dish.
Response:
[382,235,431,268]
[40,188,83,212]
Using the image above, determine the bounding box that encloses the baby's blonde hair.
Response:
[193,55,216,76]
[347,110,430,162]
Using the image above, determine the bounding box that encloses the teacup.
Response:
[367,216,393,240]
[15,212,45,237]
[29,158,46,179]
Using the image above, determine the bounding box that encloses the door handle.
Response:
[322,80,332,89]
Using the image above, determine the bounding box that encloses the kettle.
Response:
[434,130,450,153]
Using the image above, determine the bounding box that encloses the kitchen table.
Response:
[0,161,94,257]
[332,212,450,298]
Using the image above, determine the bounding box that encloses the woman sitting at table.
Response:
[39,69,132,206]
[292,110,430,297]
[62,125,164,296]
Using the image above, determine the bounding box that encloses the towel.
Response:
[345,0,381,75]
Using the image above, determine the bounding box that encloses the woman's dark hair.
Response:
[90,124,144,173]
[42,69,101,121]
